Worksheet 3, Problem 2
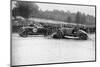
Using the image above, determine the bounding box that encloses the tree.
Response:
[80,14,86,24]
[75,12,81,24]
[67,16,72,23]
[12,1,39,18]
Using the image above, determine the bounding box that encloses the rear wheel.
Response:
[52,30,64,39]
[19,31,28,37]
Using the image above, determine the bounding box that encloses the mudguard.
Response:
[78,30,88,40]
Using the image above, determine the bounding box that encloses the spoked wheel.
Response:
[79,33,88,40]
[19,31,28,37]
[18,27,24,33]
[52,30,64,39]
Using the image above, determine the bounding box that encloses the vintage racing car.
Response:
[51,27,88,40]
[19,25,88,40]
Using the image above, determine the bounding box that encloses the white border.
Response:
[0,0,100,67]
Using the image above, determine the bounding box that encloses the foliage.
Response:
[33,10,95,25]
[12,1,39,18]
[67,16,72,22]
[12,1,95,25]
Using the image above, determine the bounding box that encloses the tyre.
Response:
[18,27,24,33]
[19,31,28,37]
[52,30,64,39]
[79,33,88,40]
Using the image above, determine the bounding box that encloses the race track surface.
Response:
[12,33,95,66]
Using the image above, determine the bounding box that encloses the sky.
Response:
[36,3,95,17]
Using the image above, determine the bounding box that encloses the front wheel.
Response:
[79,33,88,40]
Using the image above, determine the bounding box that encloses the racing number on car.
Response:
[33,28,37,33]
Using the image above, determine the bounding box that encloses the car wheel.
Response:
[52,30,64,39]
[19,31,28,37]
[79,33,88,40]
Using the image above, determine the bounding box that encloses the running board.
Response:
[64,36,79,38]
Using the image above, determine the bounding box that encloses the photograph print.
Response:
[11,0,96,66]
